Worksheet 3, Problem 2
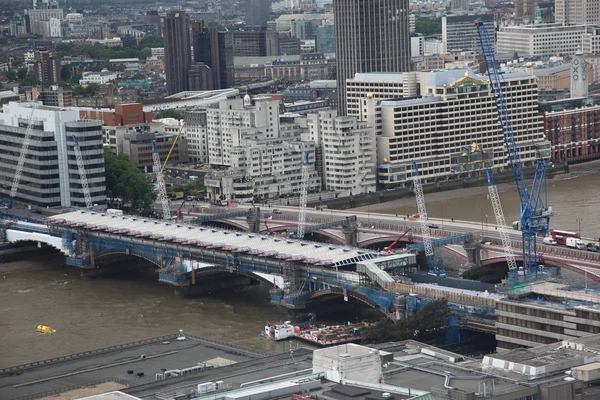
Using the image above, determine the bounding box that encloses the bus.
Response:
[550,229,580,245]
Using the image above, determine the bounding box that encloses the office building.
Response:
[555,0,600,26]
[122,132,189,173]
[264,52,329,81]
[26,8,63,36]
[307,110,376,196]
[0,102,106,208]
[345,72,407,117]
[279,34,301,55]
[356,69,546,186]
[442,14,494,53]
[514,0,537,19]
[245,0,271,26]
[191,21,234,90]
[497,24,589,57]
[334,0,411,114]
[27,86,73,107]
[315,24,335,53]
[233,27,279,57]
[162,11,191,95]
[32,51,61,85]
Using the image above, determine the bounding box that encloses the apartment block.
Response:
[544,104,600,163]
[555,0,600,26]
[33,51,61,85]
[0,102,106,208]
[122,132,189,173]
[183,109,209,164]
[356,69,546,186]
[207,97,280,167]
[307,110,376,196]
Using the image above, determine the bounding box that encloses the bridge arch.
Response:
[201,220,249,232]
[5,229,65,253]
[260,225,345,245]
[308,287,388,316]
[358,235,406,249]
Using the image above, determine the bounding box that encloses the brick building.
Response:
[544,104,600,163]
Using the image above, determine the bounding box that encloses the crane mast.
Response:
[296,151,310,239]
[486,170,518,271]
[5,95,41,208]
[152,140,170,220]
[72,135,93,209]
[476,21,551,275]
[411,161,444,275]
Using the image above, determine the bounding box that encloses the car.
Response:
[427,223,440,229]
[586,243,599,252]
[273,209,282,214]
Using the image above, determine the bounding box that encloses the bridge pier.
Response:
[463,238,481,268]
[0,223,8,243]
[342,217,359,247]
[246,207,261,234]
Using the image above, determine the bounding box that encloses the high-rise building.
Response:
[0,102,106,208]
[33,51,61,84]
[315,24,335,53]
[514,0,537,20]
[233,27,279,57]
[162,11,191,95]
[442,14,494,53]
[334,0,411,114]
[555,0,600,26]
[191,21,234,90]
[246,0,271,26]
[27,86,72,107]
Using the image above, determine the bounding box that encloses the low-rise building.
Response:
[79,70,118,85]
[122,132,189,173]
[497,24,595,57]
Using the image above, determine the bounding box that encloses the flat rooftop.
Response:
[0,333,269,400]
[46,211,380,266]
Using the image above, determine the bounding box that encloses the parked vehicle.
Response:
[273,209,282,214]
[542,237,557,246]
[566,237,585,250]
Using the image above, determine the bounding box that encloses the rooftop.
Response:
[45,211,380,266]
[350,72,404,83]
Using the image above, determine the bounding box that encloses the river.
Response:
[356,168,600,239]
[1,167,599,368]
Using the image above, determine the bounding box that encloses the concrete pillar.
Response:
[463,238,481,268]
[342,217,358,247]
[394,295,406,321]
[0,223,8,243]
[246,207,261,234]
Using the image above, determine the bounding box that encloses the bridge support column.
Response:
[0,223,8,243]
[246,207,261,234]
[394,295,407,321]
[342,217,359,247]
[463,238,481,268]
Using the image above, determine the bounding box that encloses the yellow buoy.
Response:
[37,325,53,334]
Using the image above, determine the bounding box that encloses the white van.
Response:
[543,237,557,246]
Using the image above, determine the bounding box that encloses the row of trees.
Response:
[362,299,452,344]
[54,35,164,61]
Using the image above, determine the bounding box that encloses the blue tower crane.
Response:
[476,21,552,276]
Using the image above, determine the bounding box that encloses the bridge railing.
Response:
[481,236,600,263]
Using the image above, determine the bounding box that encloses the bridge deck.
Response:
[46,211,379,266]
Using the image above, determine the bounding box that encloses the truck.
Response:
[106,209,123,216]
[566,237,585,250]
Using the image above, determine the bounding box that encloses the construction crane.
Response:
[0,95,41,209]
[386,228,412,254]
[485,170,518,271]
[152,140,170,220]
[296,151,310,239]
[411,161,444,275]
[72,135,93,210]
[476,21,551,275]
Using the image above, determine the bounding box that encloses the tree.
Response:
[104,147,156,213]
[154,109,183,120]
[415,18,442,36]
[362,299,452,344]
[139,35,164,49]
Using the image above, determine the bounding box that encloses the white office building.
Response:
[307,110,376,196]
[0,102,106,208]
[355,69,548,186]
[345,73,408,117]
[497,24,592,57]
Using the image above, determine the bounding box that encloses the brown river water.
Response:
[1,167,599,368]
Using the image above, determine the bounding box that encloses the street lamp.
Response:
[577,218,583,238]
[441,201,444,230]
[480,205,484,238]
